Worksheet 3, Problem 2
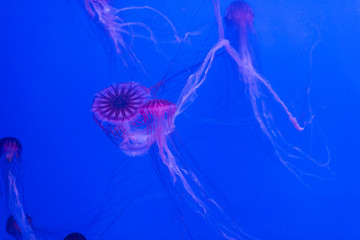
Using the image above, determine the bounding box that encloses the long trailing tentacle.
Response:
[8,171,37,240]
[174,0,330,183]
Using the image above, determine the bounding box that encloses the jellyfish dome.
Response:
[224,1,254,28]
[0,137,22,163]
[64,232,87,240]
[92,82,153,156]
[140,99,176,139]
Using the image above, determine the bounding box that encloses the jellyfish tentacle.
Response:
[140,99,249,239]
[176,39,229,116]
[8,172,36,240]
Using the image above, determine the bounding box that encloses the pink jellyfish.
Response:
[176,0,329,182]
[0,137,36,240]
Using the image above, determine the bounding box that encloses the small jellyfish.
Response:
[0,137,22,163]
[0,137,36,240]
[63,232,87,240]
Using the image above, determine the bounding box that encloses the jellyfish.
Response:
[175,0,329,182]
[63,232,87,240]
[0,137,36,240]
[92,83,251,239]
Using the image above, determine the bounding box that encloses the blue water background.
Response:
[0,0,359,239]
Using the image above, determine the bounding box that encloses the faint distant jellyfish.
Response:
[178,0,322,181]
[64,232,87,240]
[91,82,152,156]
[0,138,36,240]
[222,1,325,179]
[222,0,306,129]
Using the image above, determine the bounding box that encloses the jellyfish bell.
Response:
[0,137,22,163]
[140,99,176,139]
[92,82,151,125]
[64,232,87,240]
[0,137,23,197]
[224,1,254,29]
[92,82,153,156]
[223,1,255,58]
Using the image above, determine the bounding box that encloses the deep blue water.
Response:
[0,0,359,239]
